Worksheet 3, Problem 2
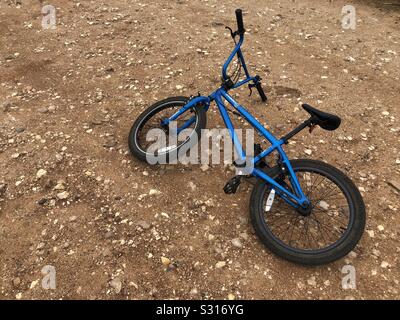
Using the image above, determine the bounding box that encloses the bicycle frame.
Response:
[162,33,310,209]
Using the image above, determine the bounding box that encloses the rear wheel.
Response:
[128,96,206,164]
[250,159,366,265]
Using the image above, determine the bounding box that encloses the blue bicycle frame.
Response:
[163,33,310,209]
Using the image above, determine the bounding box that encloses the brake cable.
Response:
[225,26,243,86]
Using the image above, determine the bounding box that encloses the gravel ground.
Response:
[0,0,399,300]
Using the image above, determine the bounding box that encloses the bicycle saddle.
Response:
[302,104,341,131]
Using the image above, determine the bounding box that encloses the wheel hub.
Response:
[297,202,313,216]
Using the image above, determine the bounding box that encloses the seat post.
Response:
[280,118,314,144]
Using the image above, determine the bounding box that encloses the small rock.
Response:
[57,191,69,200]
[348,251,357,258]
[37,198,48,205]
[137,220,151,229]
[109,277,122,294]
[297,281,305,290]
[345,56,356,62]
[187,181,197,191]
[227,293,236,300]
[36,242,45,250]
[161,212,169,219]
[304,149,312,155]
[91,118,103,126]
[381,261,389,268]
[15,127,25,133]
[13,277,21,287]
[149,189,161,196]
[137,194,147,201]
[239,217,248,225]
[372,249,381,257]
[36,169,47,179]
[38,107,48,114]
[190,288,198,296]
[103,140,117,148]
[161,257,171,266]
[307,276,317,286]
[204,199,215,207]
[200,164,209,172]
[231,238,243,248]
[239,232,248,240]
[129,282,139,289]
[53,182,65,190]
[318,200,329,210]
[215,261,226,269]
[85,171,92,177]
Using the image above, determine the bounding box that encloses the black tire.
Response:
[250,159,366,265]
[128,96,206,164]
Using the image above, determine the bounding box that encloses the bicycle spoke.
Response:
[262,168,351,251]
[136,105,197,154]
[287,216,299,245]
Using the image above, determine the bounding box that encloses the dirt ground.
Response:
[0,0,399,300]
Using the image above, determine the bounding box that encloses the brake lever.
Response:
[248,81,260,97]
[248,83,254,97]
[225,26,234,37]
[225,26,239,39]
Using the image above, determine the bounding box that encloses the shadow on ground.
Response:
[358,0,400,11]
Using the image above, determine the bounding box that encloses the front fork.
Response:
[263,152,311,210]
[161,95,210,134]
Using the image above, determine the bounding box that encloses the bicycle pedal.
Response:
[223,176,241,194]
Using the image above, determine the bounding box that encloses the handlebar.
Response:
[255,82,267,102]
[222,9,268,103]
[235,9,245,34]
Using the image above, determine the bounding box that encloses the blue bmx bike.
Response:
[129,9,365,265]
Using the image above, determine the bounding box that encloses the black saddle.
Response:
[302,104,341,131]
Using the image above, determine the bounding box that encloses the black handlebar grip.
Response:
[235,9,245,34]
[256,82,268,102]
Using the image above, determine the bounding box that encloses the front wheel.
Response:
[250,159,366,265]
[128,96,206,164]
